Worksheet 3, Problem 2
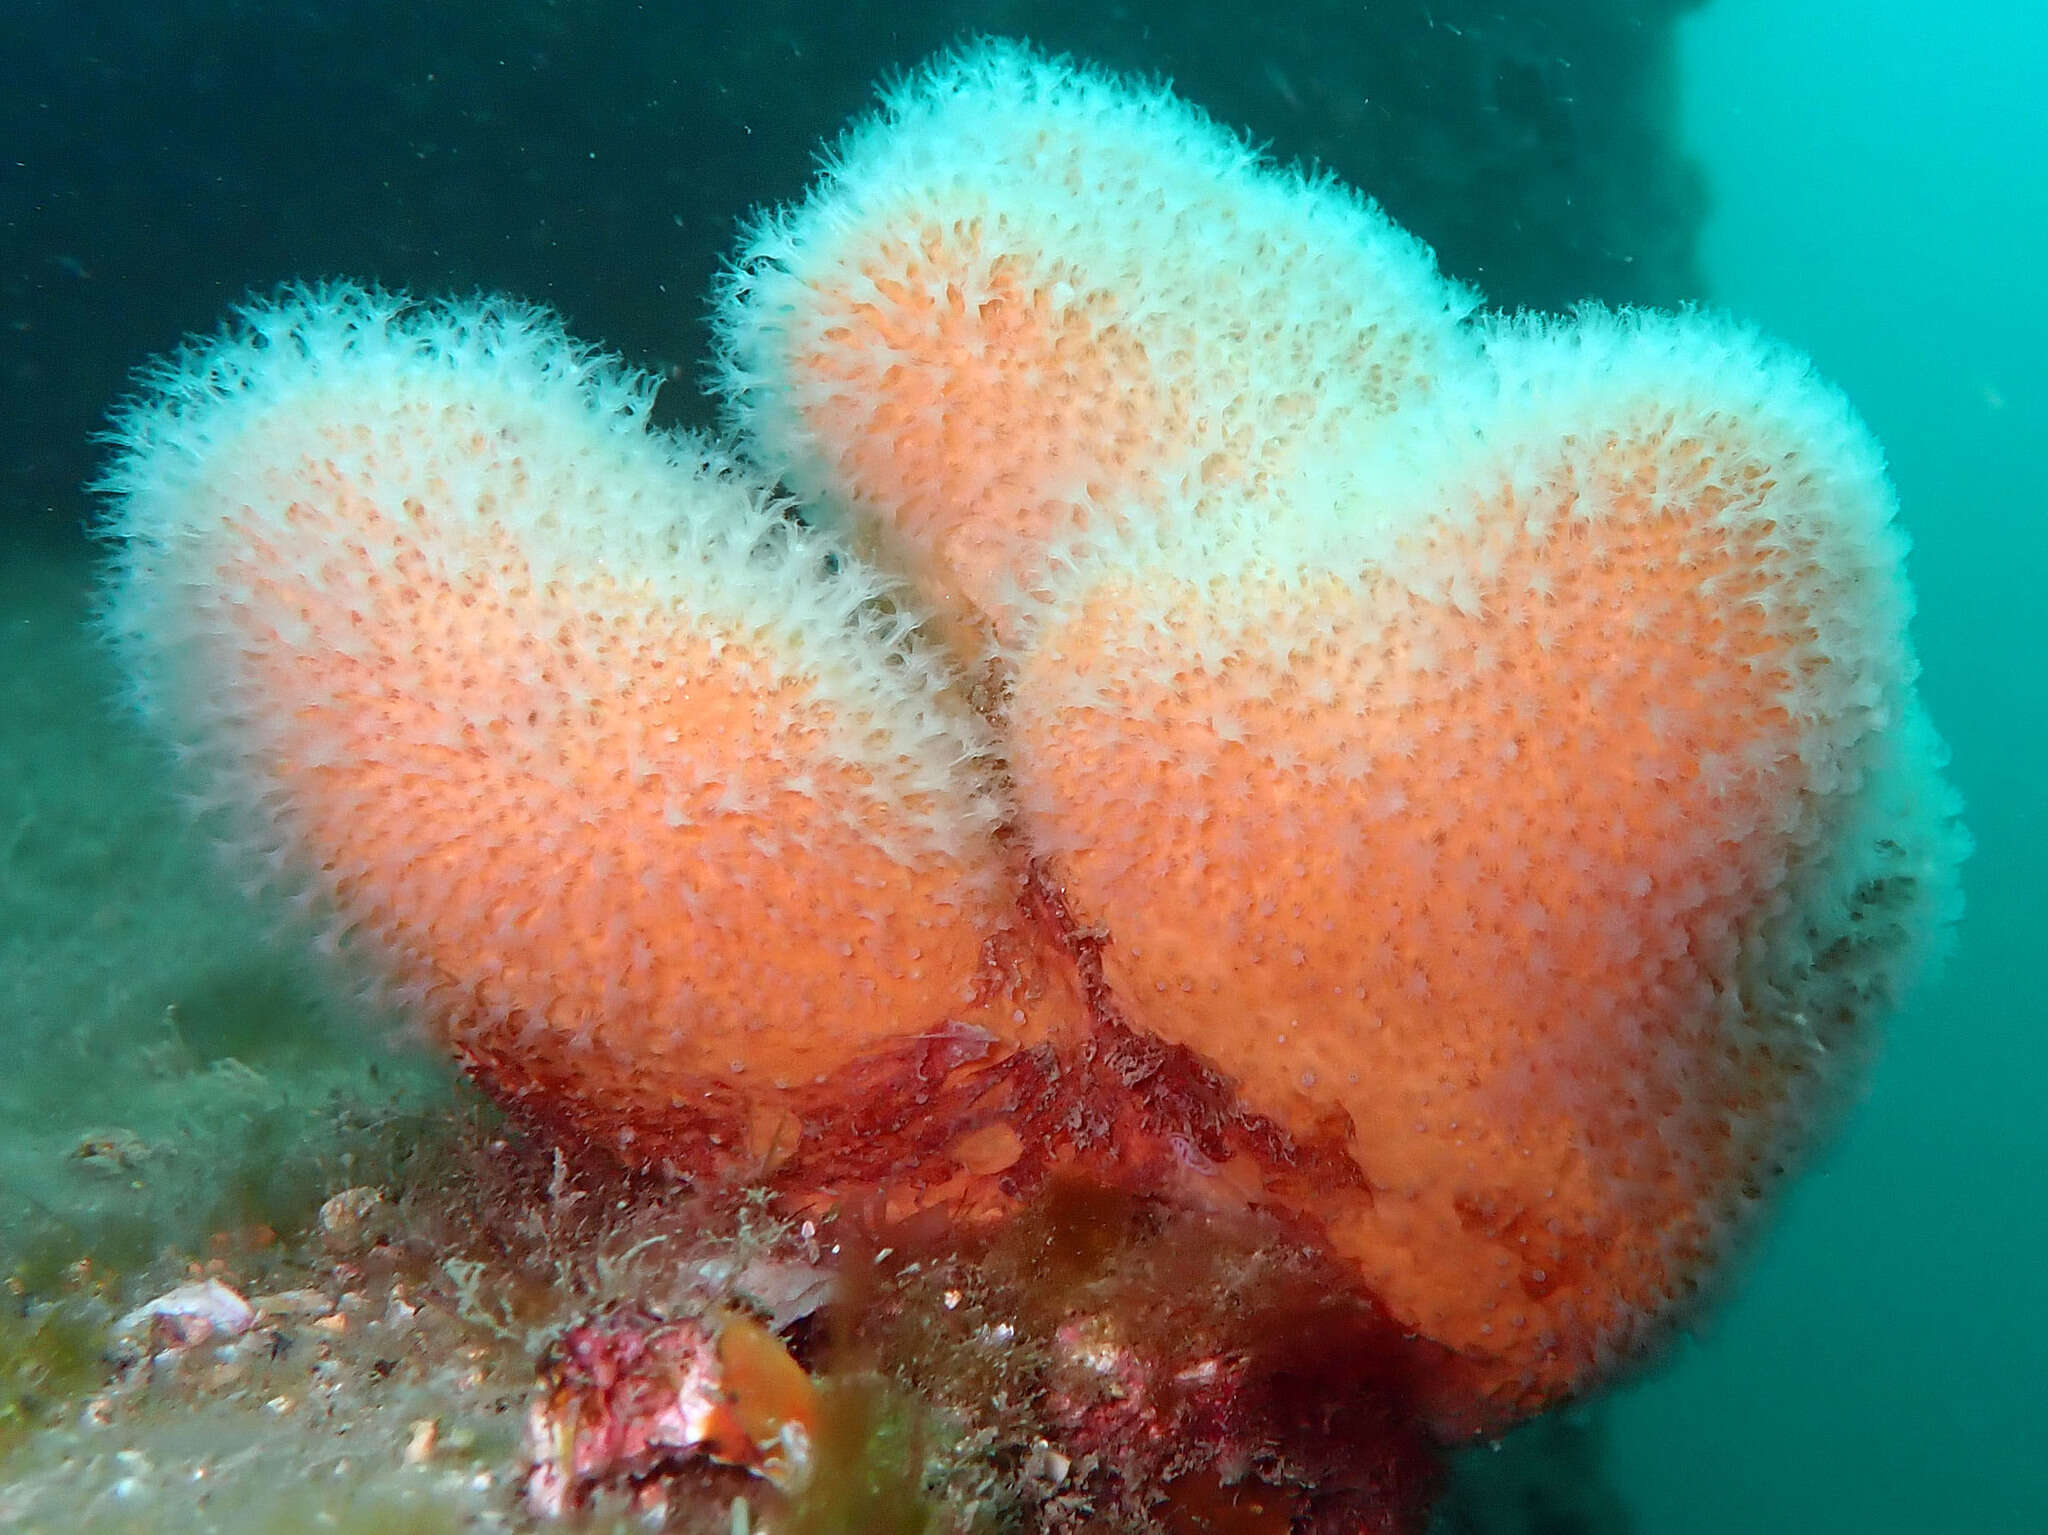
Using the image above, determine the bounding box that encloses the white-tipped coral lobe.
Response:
[712,37,1479,657]
[97,283,1034,1165]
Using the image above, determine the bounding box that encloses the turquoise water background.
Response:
[1609,2,2045,1528]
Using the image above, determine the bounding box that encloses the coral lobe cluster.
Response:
[97,36,1964,1508]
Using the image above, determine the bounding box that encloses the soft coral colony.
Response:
[97,38,1964,1528]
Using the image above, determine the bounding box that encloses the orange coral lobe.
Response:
[222,483,1005,1125]
[98,290,1070,1173]
[716,42,1476,656]
[1014,546,1755,1403]
[1005,324,1942,1424]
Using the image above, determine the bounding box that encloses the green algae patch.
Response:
[782,1372,950,1535]
[0,1301,105,1461]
